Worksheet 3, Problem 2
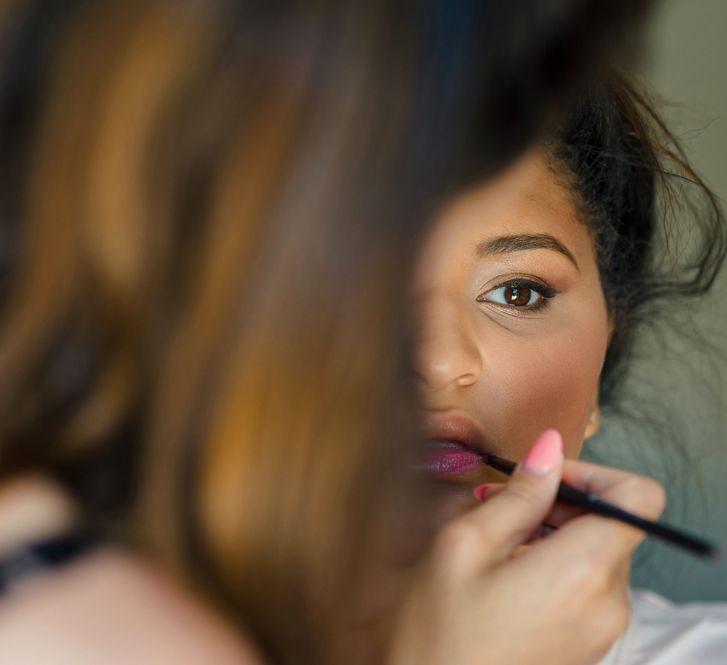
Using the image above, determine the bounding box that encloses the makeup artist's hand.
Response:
[386,429,666,665]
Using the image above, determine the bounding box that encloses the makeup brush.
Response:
[480,453,721,560]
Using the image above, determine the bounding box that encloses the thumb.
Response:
[473,429,564,562]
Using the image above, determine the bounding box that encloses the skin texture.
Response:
[412,149,611,525]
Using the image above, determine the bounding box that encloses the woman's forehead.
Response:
[421,150,591,264]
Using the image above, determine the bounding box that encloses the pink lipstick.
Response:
[417,413,493,477]
[418,441,482,475]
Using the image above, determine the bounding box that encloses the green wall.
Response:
[583,0,727,602]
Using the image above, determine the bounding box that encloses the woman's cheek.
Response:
[490,321,608,460]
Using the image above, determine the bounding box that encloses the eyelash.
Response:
[475,278,559,313]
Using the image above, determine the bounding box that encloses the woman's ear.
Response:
[585,316,613,440]
[584,401,601,439]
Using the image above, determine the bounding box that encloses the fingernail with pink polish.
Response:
[473,483,494,501]
[522,429,563,476]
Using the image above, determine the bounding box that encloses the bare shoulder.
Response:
[0,547,265,665]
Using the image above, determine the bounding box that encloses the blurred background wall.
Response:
[585,0,727,602]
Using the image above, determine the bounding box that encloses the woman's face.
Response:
[412,150,610,521]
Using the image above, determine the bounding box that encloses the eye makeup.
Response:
[476,277,560,312]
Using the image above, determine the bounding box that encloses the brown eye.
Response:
[478,279,556,310]
[504,285,532,306]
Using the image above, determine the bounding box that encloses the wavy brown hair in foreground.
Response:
[0,1,653,663]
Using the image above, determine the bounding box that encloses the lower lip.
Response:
[416,442,482,475]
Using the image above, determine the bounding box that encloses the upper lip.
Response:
[421,412,494,456]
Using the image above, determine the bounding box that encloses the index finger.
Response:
[515,460,666,571]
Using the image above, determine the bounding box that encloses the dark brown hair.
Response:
[548,70,726,406]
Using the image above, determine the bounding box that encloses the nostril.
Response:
[455,372,477,387]
[416,355,481,392]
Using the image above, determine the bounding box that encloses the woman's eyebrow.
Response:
[475,233,579,270]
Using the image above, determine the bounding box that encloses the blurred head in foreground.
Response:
[0,0,652,662]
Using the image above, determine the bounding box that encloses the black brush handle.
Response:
[482,454,720,560]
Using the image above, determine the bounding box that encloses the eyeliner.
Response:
[481,453,721,560]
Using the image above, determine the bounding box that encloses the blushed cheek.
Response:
[491,320,608,461]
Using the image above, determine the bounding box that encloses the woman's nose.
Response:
[414,304,482,392]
